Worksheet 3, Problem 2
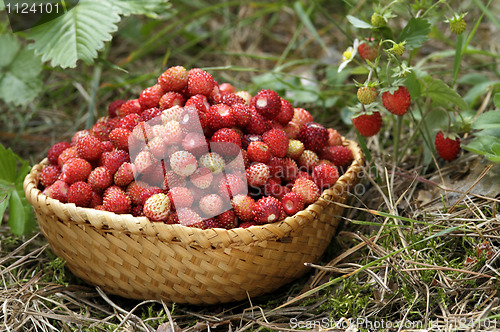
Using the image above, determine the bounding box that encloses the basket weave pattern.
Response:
[24,139,364,304]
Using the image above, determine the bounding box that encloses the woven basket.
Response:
[23,138,364,305]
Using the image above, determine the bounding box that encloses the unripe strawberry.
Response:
[144,193,171,221]
[357,86,377,105]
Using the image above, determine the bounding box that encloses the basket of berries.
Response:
[23,66,364,304]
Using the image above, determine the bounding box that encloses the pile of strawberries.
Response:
[39,66,354,229]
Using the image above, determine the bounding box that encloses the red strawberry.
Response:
[281,192,305,216]
[131,204,145,217]
[327,128,342,146]
[212,92,246,106]
[291,108,313,128]
[182,132,209,157]
[210,128,242,156]
[144,193,171,221]
[352,111,382,137]
[76,135,102,161]
[159,91,185,110]
[140,107,162,122]
[139,186,163,206]
[231,103,252,127]
[109,127,131,150]
[117,113,141,132]
[263,178,288,200]
[199,194,224,217]
[298,150,319,172]
[242,134,263,150]
[262,128,288,158]
[435,131,460,161]
[268,156,285,181]
[47,141,71,165]
[321,146,353,168]
[247,141,271,164]
[298,122,328,154]
[42,180,69,203]
[382,86,411,115]
[218,173,247,198]
[282,157,299,182]
[292,178,320,204]
[219,83,235,94]
[158,66,188,92]
[215,209,238,229]
[67,181,93,207]
[245,108,270,135]
[118,99,142,118]
[275,98,294,125]
[101,141,114,153]
[357,86,377,105]
[185,94,210,114]
[103,187,131,214]
[179,107,203,132]
[71,130,90,145]
[160,105,184,123]
[251,89,281,119]
[187,68,215,96]
[189,167,213,189]
[40,165,61,188]
[108,99,126,118]
[312,164,339,189]
[139,84,164,109]
[168,186,194,209]
[358,41,378,62]
[283,121,300,139]
[90,190,103,208]
[90,121,112,142]
[126,181,149,205]
[231,194,255,222]
[114,162,136,187]
[296,170,314,182]
[177,207,204,228]
[202,217,219,229]
[239,221,257,228]
[206,104,235,131]
[253,196,282,224]
[88,166,113,192]
[246,163,270,187]
[59,158,92,184]
[134,150,156,174]
[102,149,130,175]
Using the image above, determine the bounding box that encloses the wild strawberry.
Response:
[117,113,141,132]
[242,134,263,150]
[59,158,92,184]
[161,105,184,123]
[448,15,467,34]
[67,181,93,207]
[161,121,184,146]
[139,84,164,109]
[134,150,156,174]
[371,12,387,27]
[90,122,112,142]
[296,170,314,182]
[216,209,238,229]
[202,217,219,229]
[103,187,131,214]
[298,122,328,154]
[109,127,131,150]
[357,86,377,105]
[181,132,209,157]
[312,164,339,189]
[246,162,270,187]
[90,190,103,208]
[435,131,461,161]
[292,178,320,204]
[76,135,102,161]
[286,139,305,160]
[275,98,294,125]
[158,91,185,110]
[185,94,210,114]
[321,146,353,168]
[141,107,162,122]
[253,196,282,224]
[47,141,71,165]
[146,136,167,160]
[71,130,90,145]
[187,68,215,96]
[352,111,382,137]
[199,152,225,174]
[219,82,235,94]
[282,157,299,182]
[206,104,235,131]
[327,128,342,146]
[131,204,145,217]
[263,178,288,200]
[108,99,126,118]
[199,194,224,217]
[245,108,270,135]
[231,103,252,127]
[251,89,281,119]
[358,42,378,62]
[218,173,247,198]
[281,192,305,216]
[126,181,149,205]
[262,128,288,158]
[210,128,242,156]
[177,207,204,228]
[40,165,61,188]
[43,180,69,203]
[144,193,171,221]
[158,66,188,92]
[283,121,300,139]
[101,141,114,153]
[382,86,411,115]
[102,149,130,175]
[169,150,197,177]
[247,141,271,164]
[291,108,313,128]
[88,166,113,192]
[114,162,136,187]
[177,108,200,134]
[231,194,255,222]
[118,99,142,118]
[212,92,246,106]
[235,90,252,105]
[298,149,319,172]
[140,187,163,206]
[168,186,194,209]
[189,167,213,189]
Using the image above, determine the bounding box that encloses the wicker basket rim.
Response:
[24,138,365,248]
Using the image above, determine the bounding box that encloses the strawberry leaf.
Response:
[26,0,121,68]
[495,93,500,109]
[347,15,373,29]
[471,110,500,130]
[423,76,468,110]
[397,17,431,50]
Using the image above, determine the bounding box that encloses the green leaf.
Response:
[403,70,422,100]
[0,1,4,11]
[8,189,36,236]
[463,81,500,105]
[423,76,468,110]
[397,17,431,50]
[346,15,373,29]
[293,1,328,54]
[0,34,20,68]
[26,0,121,68]
[495,93,500,109]
[0,188,9,218]
[472,110,500,130]
[107,0,170,17]
[463,135,497,156]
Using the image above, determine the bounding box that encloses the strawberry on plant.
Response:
[352,111,383,137]
[435,131,461,161]
[357,86,377,105]
[447,13,467,35]
[358,41,378,62]
[382,86,411,115]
